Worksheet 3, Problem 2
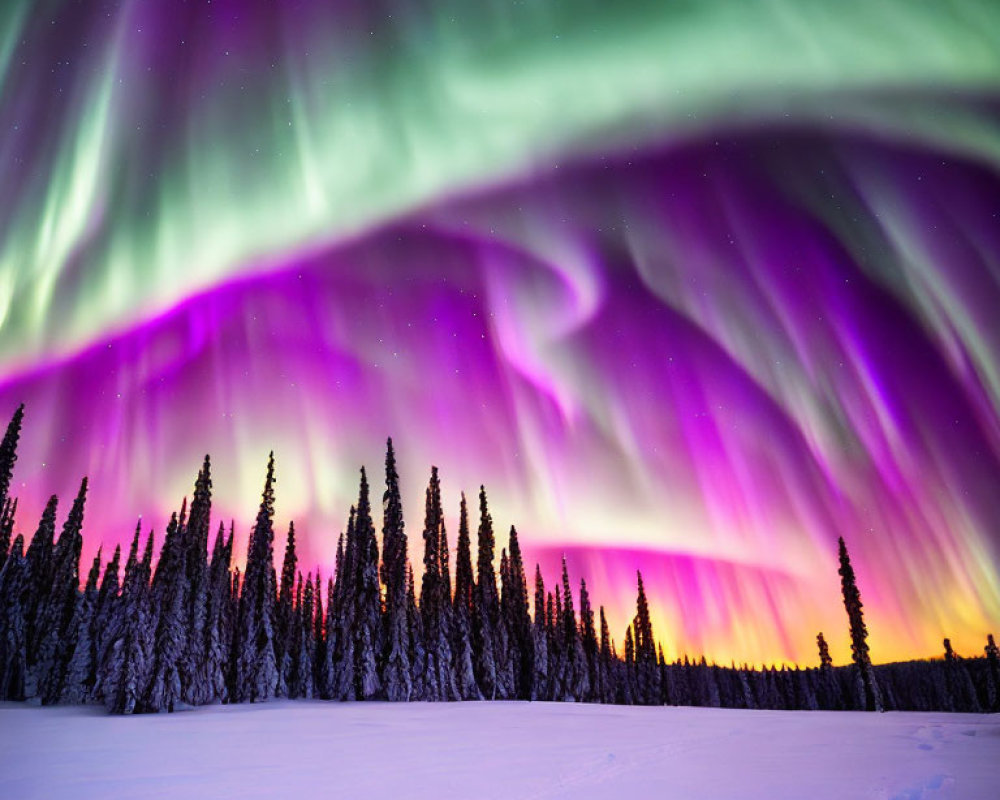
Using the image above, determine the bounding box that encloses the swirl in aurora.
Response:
[1,0,999,666]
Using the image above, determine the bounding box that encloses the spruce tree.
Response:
[182,457,212,705]
[276,521,298,696]
[942,638,980,712]
[504,527,533,699]
[547,588,562,699]
[92,541,122,704]
[0,535,28,699]
[816,632,833,669]
[331,516,357,700]
[815,631,838,709]
[351,467,382,700]
[203,521,232,703]
[494,550,515,699]
[382,441,413,701]
[578,578,598,702]
[298,573,316,699]
[558,557,588,701]
[984,634,1000,712]
[146,510,187,712]
[531,565,548,700]
[472,486,501,699]
[597,606,613,704]
[837,537,883,711]
[451,492,480,699]
[420,466,456,700]
[35,478,87,703]
[0,403,24,509]
[60,549,102,704]
[24,495,58,673]
[236,453,280,702]
[632,571,659,704]
[0,497,16,573]
[105,528,154,714]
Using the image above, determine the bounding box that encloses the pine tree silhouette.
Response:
[472,486,499,699]
[420,466,455,700]
[352,467,382,700]
[0,404,24,510]
[451,492,480,700]
[0,535,28,699]
[504,527,533,699]
[236,453,280,703]
[837,537,883,712]
[182,456,212,705]
[382,441,413,701]
[0,497,17,573]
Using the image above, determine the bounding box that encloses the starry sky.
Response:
[1,0,999,666]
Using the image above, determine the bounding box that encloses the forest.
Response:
[0,404,997,715]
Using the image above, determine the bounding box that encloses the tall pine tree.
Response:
[351,467,382,700]
[381,440,412,700]
[472,486,499,699]
[236,453,280,703]
[0,404,24,510]
[420,466,456,700]
[837,537,883,712]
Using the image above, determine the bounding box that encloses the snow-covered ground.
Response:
[0,701,996,799]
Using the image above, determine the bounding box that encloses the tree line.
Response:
[0,404,997,714]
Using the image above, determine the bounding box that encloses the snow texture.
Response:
[0,701,997,799]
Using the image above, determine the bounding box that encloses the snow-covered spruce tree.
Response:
[622,624,636,705]
[420,466,456,701]
[0,497,17,573]
[145,511,186,712]
[472,486,500,699]
[318,554,339,698]
[91,541,121,704]
[504,527,533,699]
[578,578,598,702]
[0,403,24,510]
[633,571,660,704]
[284,575,304,698]
[313,573,329,697]
[597,606,613,704]
[236,453,280,703]
[0,535,28,699]
[558,557,588,701]
[531,565,548,700]
[657,646,672,705]
[837,537,883,712]
[381,440,413,701]
[296,573,316,699]
[104,528,155,715]
[351,467,382,700]
[494,550,515,699]
[36,479,89,704]
[333,508,361,699]
[546,589,562,699]
[451,492,480,700]
[60,549,102,704]
[182,457,212,705]
[23,495,58,684]
[276,520,298,697]
[329,524,353,699]
[405,562,427,700]
[203,522,232,703]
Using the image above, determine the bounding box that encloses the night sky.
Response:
[1,0,999,666]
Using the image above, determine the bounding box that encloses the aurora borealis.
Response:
[1,0,999,667]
